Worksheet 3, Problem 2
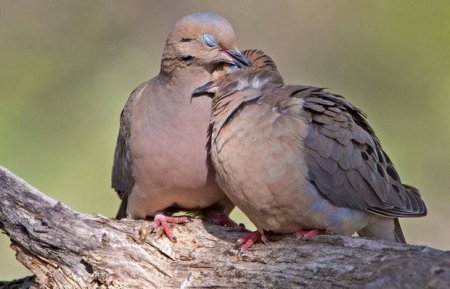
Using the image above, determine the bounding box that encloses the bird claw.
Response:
[236,231,267,253]
[152,213,189,243]
[294,228,330,240]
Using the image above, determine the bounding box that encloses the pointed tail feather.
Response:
[115,194,128,219]
[394,218,406,243]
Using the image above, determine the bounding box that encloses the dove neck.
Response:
[159,55,212,91]
[159,65,211,86]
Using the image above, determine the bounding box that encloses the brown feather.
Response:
[111,82,146,200]
[297,87,427,217]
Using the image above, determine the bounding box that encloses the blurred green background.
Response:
[1,0,449,280]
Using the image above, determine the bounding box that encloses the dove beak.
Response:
[191,80,219,99]
[221,49,252,68]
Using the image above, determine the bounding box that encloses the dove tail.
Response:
[115,194,128,219]
[394,218,407,243]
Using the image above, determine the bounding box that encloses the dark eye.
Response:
[201,33,218,48]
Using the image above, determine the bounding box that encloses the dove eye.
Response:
[201,33,218,48]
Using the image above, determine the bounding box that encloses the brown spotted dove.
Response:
[111,13,251,241]
[192,50,427,251]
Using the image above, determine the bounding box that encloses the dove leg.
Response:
[236,231,267,253]
[153,213,189,242]
[294,229,330,240]
[203,210,248,231]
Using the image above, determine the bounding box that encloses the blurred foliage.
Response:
[1,0,449,280]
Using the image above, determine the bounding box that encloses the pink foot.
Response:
[204,211,248,232]
[153,213,189,242]
[236,231,267,253]
[295,228,330,240]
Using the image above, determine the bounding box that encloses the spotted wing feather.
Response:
[291,86,426,217]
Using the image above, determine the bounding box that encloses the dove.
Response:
[111,13,251,241]
[192,49,427,251]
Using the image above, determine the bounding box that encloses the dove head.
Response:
[241,49,281,73]
[161,13,251,75]
[191,50,283,138]
[192,49,283,102]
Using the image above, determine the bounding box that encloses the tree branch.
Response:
[0,166,449,289]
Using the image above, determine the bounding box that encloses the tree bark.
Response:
[0,166,449,289]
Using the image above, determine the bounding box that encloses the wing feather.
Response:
[111,82,147,199]
[294,87,427,217]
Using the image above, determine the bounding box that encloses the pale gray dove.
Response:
[112,13,251,241]
[192,49,427,251]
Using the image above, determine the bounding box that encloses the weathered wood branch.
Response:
[0,166,449,289]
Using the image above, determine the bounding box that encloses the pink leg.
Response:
[236,231,267,253]
[203,211,248,232]
[153,213,189,242]
[295,228,330,240]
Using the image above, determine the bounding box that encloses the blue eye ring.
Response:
[201,33,218,48]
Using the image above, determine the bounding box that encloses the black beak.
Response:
[222,49,252,68]
[191,50,250,102]
[191,81,216,101]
